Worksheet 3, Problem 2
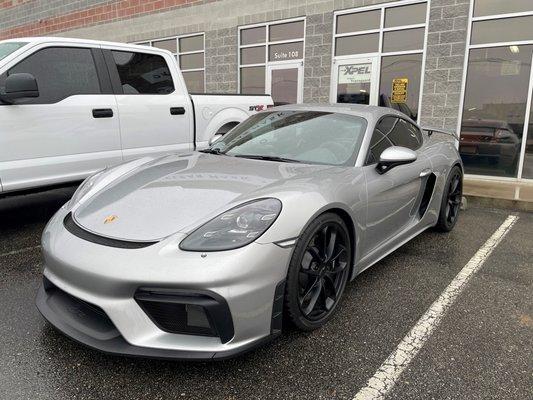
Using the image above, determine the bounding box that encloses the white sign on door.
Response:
[338,64,372,84]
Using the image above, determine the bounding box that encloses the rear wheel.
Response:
[435,166,463,232]
[284,213,352,331]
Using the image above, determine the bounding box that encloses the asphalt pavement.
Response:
[0,187,531,400]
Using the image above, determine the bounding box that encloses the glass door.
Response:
[266,62,303,105]
[331,57,379,105]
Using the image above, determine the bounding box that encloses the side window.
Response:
[386,117,423,150]
[111,51,174,94]
[366,121,394,164]
[0,47,101,104]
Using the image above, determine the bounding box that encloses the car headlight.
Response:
[69,168,107,206]
[179,198,282,251]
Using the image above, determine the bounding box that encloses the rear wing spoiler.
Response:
[422,126,459,140]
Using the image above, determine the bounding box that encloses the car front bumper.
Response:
[36,206,293,360]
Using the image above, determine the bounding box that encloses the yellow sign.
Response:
[391,78,408,104]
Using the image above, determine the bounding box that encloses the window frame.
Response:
[133,32,206,93]
[457,0,533,182]
[103,49,176,95]
[330,0,429,124]
[365,114,423,165]
[0,45,109,105]
[237,17,306,95]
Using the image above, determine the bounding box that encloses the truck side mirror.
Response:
[0,73,39,104]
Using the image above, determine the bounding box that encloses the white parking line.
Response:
[353,215,519,400]
[0,245,41,258]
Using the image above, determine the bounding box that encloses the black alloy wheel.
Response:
[285,213,352,331]
[436,166,463,232]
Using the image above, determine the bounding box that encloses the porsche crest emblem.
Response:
[104,215,118,224]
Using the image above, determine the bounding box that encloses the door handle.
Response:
[92,108,113,118]
[170,107,185,115]
[419,168,432,177]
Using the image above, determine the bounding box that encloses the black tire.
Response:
[435,165,463,232]
[284,213,352,331]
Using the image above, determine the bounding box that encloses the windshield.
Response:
[0,42,27,62]
[211,111,367,166]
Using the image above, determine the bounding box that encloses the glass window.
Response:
[336,62,373,104]
[269,42,303,62]
[240,66,265,94]
[336,10,381,34]
[179,35,203,53]
[0,47,101,104]
[212,111,368,166]
[182,70,204,93]
[0,42,27,62]
[152,39,177,53]
[241,26,266,45]
[460,45,533,177]
[367,125,394,164]
[112,51,174,94]
[384,3,427,28]
[179,53,204,70]
[271,68,298,105]
[269,21,304,42]
[523,89,533,179]
[379,54,423,120]
[335,34,380,56]
[471,16,533,45]
[240,46,265,65]
[386,117,422,149]
[473,0,533,17]
[382,27,425,53]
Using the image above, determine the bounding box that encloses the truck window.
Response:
[0,46,101,104]
[111,51,175,94]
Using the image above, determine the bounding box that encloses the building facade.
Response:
[1,0,533,182]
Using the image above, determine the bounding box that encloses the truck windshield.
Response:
[0,42,27,62]
[210,111,367,166]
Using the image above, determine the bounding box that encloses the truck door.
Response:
[103,48,193,160]
[0,45,122,192]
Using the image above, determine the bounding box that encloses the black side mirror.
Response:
[376,146,417,174]
[0,73,39,104]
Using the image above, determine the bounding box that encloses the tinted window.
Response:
[367,116,421,164]
[112,51,174,94]
[0,47,100,104]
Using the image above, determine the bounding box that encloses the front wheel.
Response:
[284,213,352,331]
[435,166,463,232]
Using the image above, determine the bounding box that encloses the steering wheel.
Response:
[319,141,351,163]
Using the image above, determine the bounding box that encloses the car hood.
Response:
[72,152,333,242]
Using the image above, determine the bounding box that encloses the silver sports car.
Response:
[36,104,463,360]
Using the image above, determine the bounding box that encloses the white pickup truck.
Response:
[0,37,272,195]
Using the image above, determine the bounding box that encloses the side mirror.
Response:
[0,73,39,104]
[376,146,417,174]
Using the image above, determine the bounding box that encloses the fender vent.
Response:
[419,173,436,218]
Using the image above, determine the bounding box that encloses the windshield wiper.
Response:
[199,148,225,155]
[233,154,302,163]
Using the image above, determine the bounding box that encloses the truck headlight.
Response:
[179,198,282,251]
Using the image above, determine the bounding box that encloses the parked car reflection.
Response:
[460,119,521,176]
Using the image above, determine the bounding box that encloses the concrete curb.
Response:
[464,194,533,213]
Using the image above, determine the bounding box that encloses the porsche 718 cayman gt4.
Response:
[36,104,463,360]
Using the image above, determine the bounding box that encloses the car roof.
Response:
[0,36,156,52]
[272,103,414,124]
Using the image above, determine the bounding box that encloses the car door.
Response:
[0,45,122,193]
[103,48,193,161]
[361,116,430,258]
